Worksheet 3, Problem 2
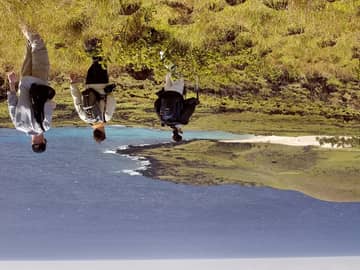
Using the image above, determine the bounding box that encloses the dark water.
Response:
[0,127,359,259]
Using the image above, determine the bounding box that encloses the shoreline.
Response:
[116,137,360,202]
[116,140,200,179]
[116,135,359,179]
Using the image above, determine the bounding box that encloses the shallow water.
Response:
[0,126,359,259]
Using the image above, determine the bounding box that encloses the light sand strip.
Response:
[221,135,351,148]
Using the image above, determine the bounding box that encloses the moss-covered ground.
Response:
[1,0,360,127]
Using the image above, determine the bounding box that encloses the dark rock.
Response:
[161,0,193,14]
[208,2,225,12]
[0,75,11,101]
[66,16,90,34]
[287,26,305,36]
[119,2,141,15]
[116,139,196,155]
[54,42,67,49]
[225,0,247,6]
[265,69,296,87]
[125,64,154,81]
[144,27,168,44]
[0,78,7,101]
[168,14,193,25]
[259,48,273,57]
[318,39,337,48]
[263,0,288,10]
[225,30,237,42]
[0,88,6,100]
[352,46,360,59]
[232,62,248,70]
[301,73,339,102]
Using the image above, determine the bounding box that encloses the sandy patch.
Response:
[221,135,351,148]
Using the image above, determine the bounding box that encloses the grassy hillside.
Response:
[0,0,359,128]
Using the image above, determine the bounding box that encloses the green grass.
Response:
[1,1,360,202]
[189,112,360,136]
[0,0,360,129]
[130,140,360,202]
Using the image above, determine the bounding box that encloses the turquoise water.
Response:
[0,126,359,259]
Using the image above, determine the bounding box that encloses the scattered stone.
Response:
[119,2,141,15]
[259,47,273,57]
[54,42,67,49]
[235,35,254,49]
[352,47,360,59]
[125,64,154,81]
[161,0,193,14]
[224,30,236,42]
[163,0,194,25]
[232,62,248,70]
[66,16,90,34]
[208,2,225,12]
[302,73,338,102]
[144,27,168,44]
[0,75,7,101]
[168,14,193,25]
[263,0,288,10]
[225,0,246,6]
[286,26,305,36]
[318,39,337,48]
[0,87,6,101]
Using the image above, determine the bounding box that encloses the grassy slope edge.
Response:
[0,0,360,130]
